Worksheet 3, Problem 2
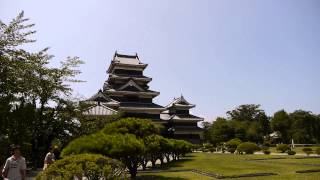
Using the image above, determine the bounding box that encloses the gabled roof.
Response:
[172,114,203,121]
[107,52,148,73]
[113,51,143,65]
[83,103,118,116]
[118,79,145,91]
[87,90,119,104]
[166,95,196,109]
[160,113,203,122]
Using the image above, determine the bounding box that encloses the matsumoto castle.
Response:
[83,52,204,143]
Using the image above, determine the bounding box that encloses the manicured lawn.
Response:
[138,153,320,179]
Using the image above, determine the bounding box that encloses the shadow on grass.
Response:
[136,175,188,180]
[165,158,193,168]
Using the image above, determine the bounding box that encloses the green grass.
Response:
[137,153,320,180]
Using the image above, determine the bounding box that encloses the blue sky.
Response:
[1,0,320,121]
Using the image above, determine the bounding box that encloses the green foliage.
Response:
[287,150,296,155]
[204,104,271,145]
[263,150,271,155]
[271,110,320,144]
[77,113,124,135]
[0,11,83,167]
[289,110,320,144]
[270,110,291,143]
[302,147,313,155]
[36,154,126,180]
[316,148,320,155]
[103,117,161,138]
[226,138,242,153]
[62,133,144,178]
[203,143,215,153]
[276,144,290,153]
[236,142,260,154]
[207,117,234,145]
[62,118,194,178]
[227,104,271,143]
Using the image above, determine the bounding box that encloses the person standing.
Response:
[43,148,55,170]
[1,145,26,180]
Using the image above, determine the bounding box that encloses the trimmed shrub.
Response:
[287,150,296,155]
[263,141,271,147]
[276,144,290,153]
[228,148,236,154]
[201,148,209,152]
[237,142,260,154]
[209,147,215,153]
[261,145,269,151]
[36,154,126,180]
[203,143,214,153]
[302,147,313,156]
[316,148,320,155]
[263,150,271,155]
[226,138,242,154]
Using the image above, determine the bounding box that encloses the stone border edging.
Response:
[191,169,277,179]
[140,168,278,179]
[296,169,320,173]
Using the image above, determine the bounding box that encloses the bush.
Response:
[260,145,269,151]
[201,148,209,152]
[287,150,296,155]
[276,144,290,153]
[203,143,214,153]
[263,150,271,155]
[237,142,260,154]
[36,154,126,180]
[302,147,313,156]
[316,148,320,155]
[208,147,215,153]
[228,148,236,154]
[226,138,242,154]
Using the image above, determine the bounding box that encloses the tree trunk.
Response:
[151,160,156,168]
[128,163,138,179]
[165,154,170,163]
[160,158,164,167]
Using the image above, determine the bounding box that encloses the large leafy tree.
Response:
[0,12,83,166]
[102,117,161,138]
[208,117,234,145]
[270,110,292,143]
[289,110,320,144]
[227,104,271,143]
[62,118,193,178]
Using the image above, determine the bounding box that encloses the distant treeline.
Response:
[202,104,320,145]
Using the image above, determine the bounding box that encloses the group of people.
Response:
[1,145,58,180]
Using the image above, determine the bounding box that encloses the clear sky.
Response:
[1,0,320,121]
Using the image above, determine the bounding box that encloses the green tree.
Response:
[289,110,320,143]
[225,138,242,153]
[0,11,83,167]
[103,117,161,138]
[36,154,126,180]
[62,133,145,179]
[270,110,291,143]
[208,117,234,145]
[237,142,260,154]
[201,121,212,142]
[227,104,271,143]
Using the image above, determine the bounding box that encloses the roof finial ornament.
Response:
[113,50,118,59]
